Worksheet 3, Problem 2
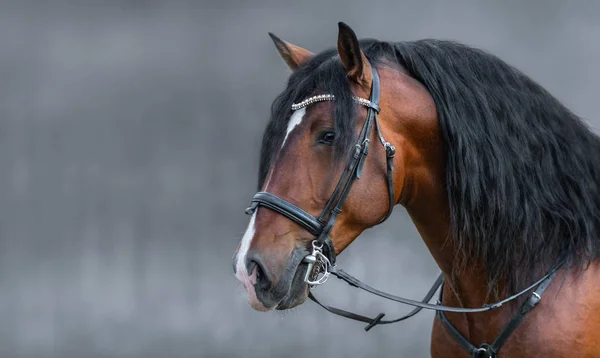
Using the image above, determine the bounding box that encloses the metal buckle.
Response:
[303,241,331,287]
[473,344,495,358]
[384,142,396,157]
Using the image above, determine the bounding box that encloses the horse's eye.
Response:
[318,131,335,145]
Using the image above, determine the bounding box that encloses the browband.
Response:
[291,94,380,113]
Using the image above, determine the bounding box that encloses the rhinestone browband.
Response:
[291,94,373,111]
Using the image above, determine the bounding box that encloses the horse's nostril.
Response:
[255,262,271,291]
[248,259,271,291]
[246,259,257,277]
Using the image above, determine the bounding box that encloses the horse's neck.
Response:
[403,169,492,310]
[403,172,519,346]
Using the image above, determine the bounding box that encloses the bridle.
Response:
[245,64,395,282]
[244,62,563,358]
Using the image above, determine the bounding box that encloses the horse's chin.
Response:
[275,261,311,310]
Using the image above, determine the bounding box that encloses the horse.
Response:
[232,22,600,357]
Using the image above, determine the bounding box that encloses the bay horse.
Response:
[233,22,600,357]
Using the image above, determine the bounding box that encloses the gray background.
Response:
[1,1,599,357]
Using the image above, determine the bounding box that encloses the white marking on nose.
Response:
[281,108,306,149]
[235,212,269,311]
[236,212,256,283]
[234,108,306,311]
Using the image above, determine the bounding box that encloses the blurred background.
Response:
[1,0,598,357]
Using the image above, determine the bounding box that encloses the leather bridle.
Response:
[245,64,395,270]
[244,62,563,358]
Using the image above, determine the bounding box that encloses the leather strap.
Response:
[368,64,381,107]
[306,260,560,341]
[308,273,444,331]
[328,262,562,313]
[374,114,396,223]
[249,192,323,236]
[247,191,337,264]
[436,268,559,358]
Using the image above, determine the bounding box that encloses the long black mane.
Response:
[260,38,600,295]
[385,39,600,295]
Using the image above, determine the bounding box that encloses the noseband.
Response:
[244,63,563,358]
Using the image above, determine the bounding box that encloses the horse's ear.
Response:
[337,22,372,88]
[269,33,314,71]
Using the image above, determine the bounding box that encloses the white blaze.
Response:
[261,108,306,192]
[235,108,306,310]
[281,108,306,149]
[236,108,306,281]
[235,212,269,311]
[235,212,257,284]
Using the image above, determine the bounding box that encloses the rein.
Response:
[245,63,563,357]
[311,261,562,331]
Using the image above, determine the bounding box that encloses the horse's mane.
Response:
[365,39,600,295]
[260,38,600,296]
